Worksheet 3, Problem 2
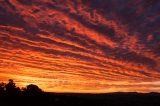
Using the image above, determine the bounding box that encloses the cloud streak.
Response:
[0,0,160,93]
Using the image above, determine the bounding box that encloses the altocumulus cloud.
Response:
[0,0,160,93]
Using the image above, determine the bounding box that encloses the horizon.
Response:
[1,79,160,94]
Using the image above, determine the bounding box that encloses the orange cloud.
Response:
[0,0,160,93]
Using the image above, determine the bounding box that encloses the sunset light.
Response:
[0,0,160,93]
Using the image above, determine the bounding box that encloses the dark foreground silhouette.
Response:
[0,79,160,106]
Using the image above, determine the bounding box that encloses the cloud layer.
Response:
[0,0,160,93]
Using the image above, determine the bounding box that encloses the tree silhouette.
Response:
[5,79,20,95]
[0,79,43,96]
[0,82,5,95]
[24,84,42,94]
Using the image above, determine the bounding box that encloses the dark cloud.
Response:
[0,0,160,93]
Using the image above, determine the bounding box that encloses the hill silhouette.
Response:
[0,79,160,106]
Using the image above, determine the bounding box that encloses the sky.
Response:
[0,0,160,93]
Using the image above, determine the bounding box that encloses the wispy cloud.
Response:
[0,0,160,93]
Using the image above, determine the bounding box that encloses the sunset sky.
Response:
[0,0,160,93]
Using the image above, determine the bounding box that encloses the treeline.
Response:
[0,79,42,96]
[0,79,160,106]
